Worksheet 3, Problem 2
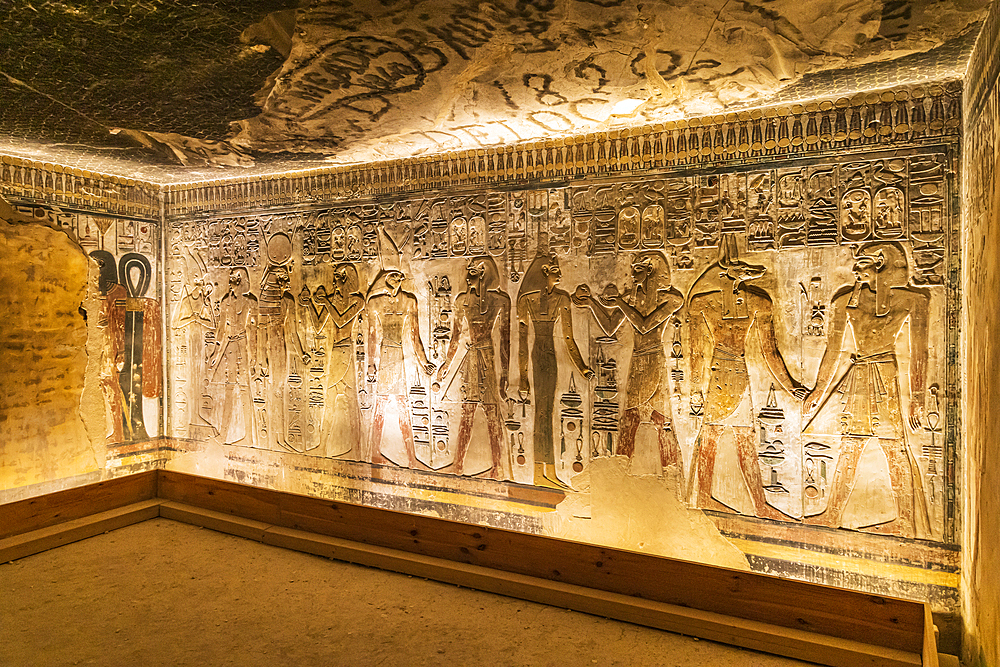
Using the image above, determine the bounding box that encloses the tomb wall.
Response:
[162,84,965,633]
[0,165,165,502]
[961,1,1000,663]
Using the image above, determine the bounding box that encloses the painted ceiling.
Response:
[0,0,990,183]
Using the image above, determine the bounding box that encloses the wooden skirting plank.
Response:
[158,501,271,542]
[156,471,925,654]
[0,499,161,562]
[0,470,942,666]
[0,470,158,540]
[923,605,940,667]
[157,470,280,525]
[256,523,919,667]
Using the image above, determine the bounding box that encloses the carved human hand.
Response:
[422,361,436,376]
[582,367,596,380]
[208,342,221,367]
[803,388,823,416]
[519,377,530,400]
[909,400,924,430]
[598,283,620,306]
[789,381,808,401]
[572,284,592,305]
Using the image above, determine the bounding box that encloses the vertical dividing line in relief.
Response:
[159,189,169,440]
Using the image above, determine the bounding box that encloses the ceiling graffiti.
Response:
[0,0,989,182]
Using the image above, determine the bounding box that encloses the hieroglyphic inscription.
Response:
[167,146,958,544]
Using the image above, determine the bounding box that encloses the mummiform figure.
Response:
[517,252,594,488]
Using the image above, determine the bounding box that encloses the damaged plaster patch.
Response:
[0,209,99,491]
[545,457,751,571]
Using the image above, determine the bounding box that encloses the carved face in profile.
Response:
[385,270,404,295]
[852,252,884,287]
[541,257,561,289]
[631,256,654,293]
[467,261,486,293]
[466,256,499,295]
[229,269,242,290]
[331,264,359,301]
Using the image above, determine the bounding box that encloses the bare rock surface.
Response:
[233,0,988,163]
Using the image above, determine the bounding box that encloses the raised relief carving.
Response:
[436,256,512,480]
[165,147,956,545]
[573,250,683,480]
[686,236,805,520]
[803,242,932,538]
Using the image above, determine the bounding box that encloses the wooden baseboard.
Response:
[0,499,161,562]
[0,471,941,666]
[162,500,921,667]
[0,470,158,540]
[156,470,927,656]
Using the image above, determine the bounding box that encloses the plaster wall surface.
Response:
[962,1,1000,663]
[0,189,165,503]
[0,210,96,491]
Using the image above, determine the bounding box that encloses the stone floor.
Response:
[0,519,813,666]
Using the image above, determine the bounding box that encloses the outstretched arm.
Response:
[615,292,683,335]
[407,293,435,374]
[436,294,466,382]
[688,298,714,396]
[246,295,259,375]
[805,293,849,413]
[572,284,625,335]
[367,299,381,378]
[908,290,930,428]
[754,300,805,398]
[497,293,512,398]
[558,295,593,378]
[516,293,532,395]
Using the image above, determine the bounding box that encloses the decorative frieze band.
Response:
[164,82,962,218]
[0,155,160,220]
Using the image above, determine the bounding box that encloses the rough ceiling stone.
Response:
[0,0,990,183]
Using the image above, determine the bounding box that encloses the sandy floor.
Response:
[1,519,812,666]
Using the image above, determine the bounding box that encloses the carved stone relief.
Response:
[167,146,957,543]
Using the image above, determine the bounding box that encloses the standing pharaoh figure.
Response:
[208,267,259,447]
[301,264,365,458]
[366,268,436,467]
[572,250,683,477]
[258,253,304,451]
[686,236,804,520]
[436,256,512,480]
[517,253,594,488]
[804,241,931,538]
